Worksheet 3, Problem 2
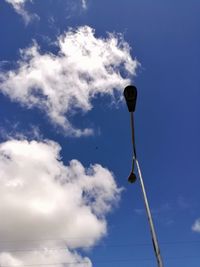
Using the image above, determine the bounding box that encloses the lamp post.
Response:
[124,85,164,267]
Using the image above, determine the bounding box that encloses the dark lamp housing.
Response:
[124,85,137,112]
[128,172,137,183]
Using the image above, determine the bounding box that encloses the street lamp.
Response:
[124,85,164,267]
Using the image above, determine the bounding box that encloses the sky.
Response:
[0,0,200,267]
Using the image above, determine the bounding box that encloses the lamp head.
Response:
[124,85,137,112]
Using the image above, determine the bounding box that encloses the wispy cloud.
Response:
[5,0,33,24]
[134,203,173,226]
[177,196,190,210]
[0,139,121,266]
[5,0,88,23]
[81,0,87,10]
[192,219,200,233]
[134,203,171,216]
[0,26,138,136]
[0,122,43,141]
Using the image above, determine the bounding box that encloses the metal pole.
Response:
[130,112,164,267]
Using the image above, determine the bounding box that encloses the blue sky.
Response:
[0,1,200,267]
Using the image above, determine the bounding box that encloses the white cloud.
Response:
[0,122,43,141]
[6,0,88,23]
[5,0,33,24]
[0,250,92,267]
[81,0,87,9]
[0,139,121,266]
[0,26,138,137]
[192,218,200,233]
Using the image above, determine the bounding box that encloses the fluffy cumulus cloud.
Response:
[192,218,200,233]
[5,0,32,24]
[0,139,121,267]
[0,26,138,136]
